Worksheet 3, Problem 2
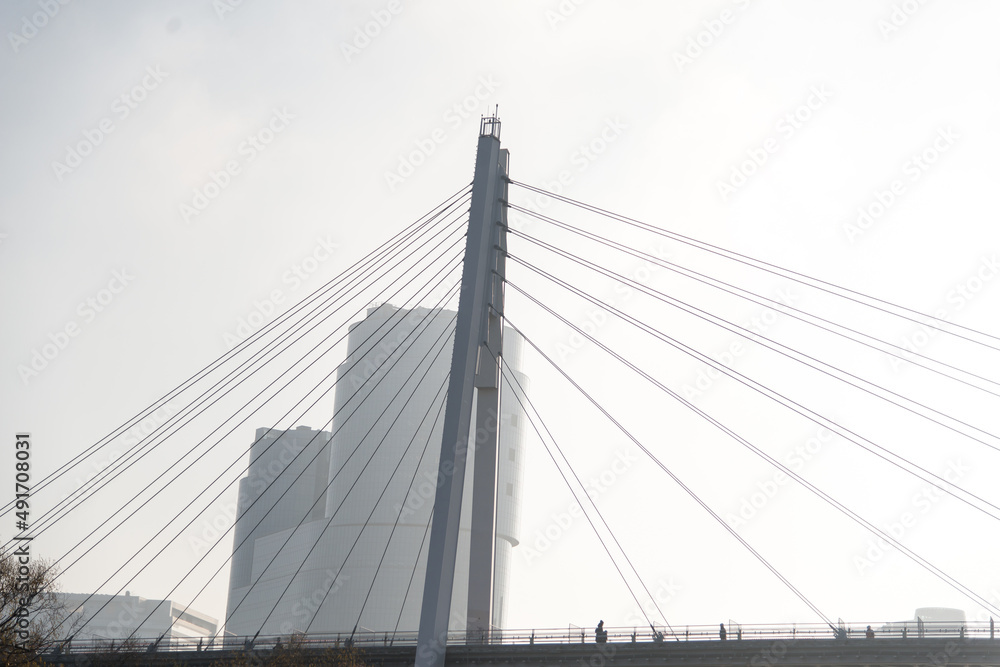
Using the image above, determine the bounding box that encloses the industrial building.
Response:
[225,304,527,637]
[57,592,218,643]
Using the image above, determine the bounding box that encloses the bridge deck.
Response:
[41,638,1000,667]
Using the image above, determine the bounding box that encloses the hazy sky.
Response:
[2,0,1000,638]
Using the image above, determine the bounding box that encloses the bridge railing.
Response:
[44,621,997,655]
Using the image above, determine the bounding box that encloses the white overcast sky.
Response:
[2,0,1000,637]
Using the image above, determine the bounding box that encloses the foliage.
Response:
[209,635,368,667]
[0,545,74,666]
[72,637,148,667]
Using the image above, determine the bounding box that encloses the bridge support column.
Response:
[416,117,507,667]
[467,147,508,643]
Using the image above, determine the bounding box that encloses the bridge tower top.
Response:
[480,112,501,139]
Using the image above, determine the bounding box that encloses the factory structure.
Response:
[225,304,527,637]
[55,592,218,643]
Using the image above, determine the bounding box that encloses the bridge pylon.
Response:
[415,115,509,667]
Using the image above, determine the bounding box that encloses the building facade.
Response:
[225,305,527,638]
[57,592,217,642]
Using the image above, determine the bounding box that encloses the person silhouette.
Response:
[595,620,607,644]
[719,623,727,641]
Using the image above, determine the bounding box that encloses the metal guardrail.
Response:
[46,621,998,655]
